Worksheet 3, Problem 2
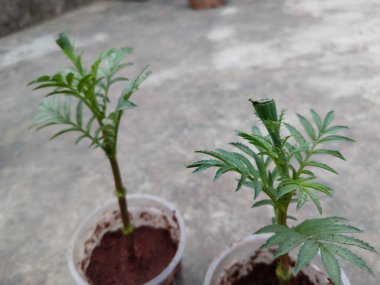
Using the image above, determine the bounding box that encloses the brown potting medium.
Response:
[230,262,315,285]
[86,226,178,285]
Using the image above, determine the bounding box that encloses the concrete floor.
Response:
[1,0,380,284]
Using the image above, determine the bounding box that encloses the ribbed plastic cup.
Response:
[67,194,186,285]
[204,233,351,285]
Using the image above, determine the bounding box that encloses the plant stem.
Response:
[109,157,136,259]
[276,207,292,285]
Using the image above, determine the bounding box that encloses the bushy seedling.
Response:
[188,98,376,285]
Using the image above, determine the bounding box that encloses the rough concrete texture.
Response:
[0,0,380,284]
[0,0,104,37]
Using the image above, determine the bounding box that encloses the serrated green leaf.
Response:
[310,109,322,130]
[319,135,355,144]
[306,161,338,174]
[303,182,333,196]
[296,190,308,210]
[297,113,316,140]
[323,243,374,276]
[312,149,346,160]
[255,224,289,234]
[277,184,298,198]
[294,240,319,275]
[236,173,248,192]
[284,123,308,147]
[324,125,349,134]
[323,111,334,130]
[317,234,377,253]
[320,246,342,285]
[305,188,322,214]
[273,235,305,259]
[214,165,235,181]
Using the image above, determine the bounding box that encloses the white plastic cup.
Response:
[67,194,186,285]
[204,233,351,285]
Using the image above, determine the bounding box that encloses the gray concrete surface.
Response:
[0,0,104,37]
[1,0,380,284]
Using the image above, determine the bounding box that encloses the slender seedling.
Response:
[188,98,377,285]
[29,33,151,259]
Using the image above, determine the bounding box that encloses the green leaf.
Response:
[310,109,322,130]
[116,100,137,111]
[324,125,349,134]
[86,116,96,133]
[75,134,87,145]
[303,182,333,196]
[120,66,151,102]
[255,224,289,234]
[297,114,316,140]
[284,123,307,147]
[322,111,334,130]
[50,127,78,140]
[214,165,235,181]
[312,149,346,160]
[323,243,374,276]
[305,188,322,214]
[296,190,308,210]
[294,240,320,275]
[237,132,275,156]
[320,246,342,285]
[76,101,83,127]
[63,96,71,119]
[319,135,355,144]
[252,199,274,208]
[236,173,248,192]
[317,234,377,253]
[66,72,74,85]
[306,161,338,174]
[277,184,298,198]
[273,234,305,258]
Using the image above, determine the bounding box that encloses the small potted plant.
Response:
[29,33,186,285]
[188,98,377,285]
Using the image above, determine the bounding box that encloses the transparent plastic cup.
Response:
[204,233,351,285]
[67,194,186,285]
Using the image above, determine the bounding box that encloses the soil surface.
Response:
[86,226,178,285]
[231,262,315,285]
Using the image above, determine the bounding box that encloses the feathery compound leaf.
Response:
[320,246,342,285]
[317,234,377,253]
[322,243,374,276]
[294,240,319,275]
[297,114,316,140]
